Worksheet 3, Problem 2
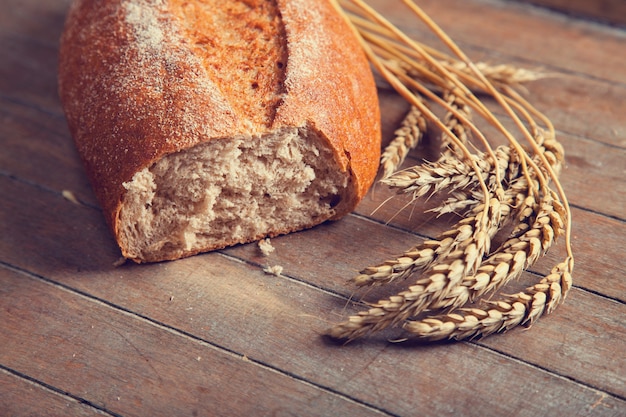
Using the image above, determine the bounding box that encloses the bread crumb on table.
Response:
[258,238,275,256]
[112,256,127,267]
[263,265,283,277]
[62,189,81,205]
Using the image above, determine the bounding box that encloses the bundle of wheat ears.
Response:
[327,0,574,342]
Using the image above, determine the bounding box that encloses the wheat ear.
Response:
[429,190,565,312]
[381,104,427,178]
[354,148,511,289]
[402,257,573,341]
[328,196,503,340]
[441,89,472,156]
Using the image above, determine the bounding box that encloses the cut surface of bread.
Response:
[119,125,352,262]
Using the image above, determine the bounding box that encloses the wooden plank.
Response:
[480,288,626,397]
[0,176,120,271]
[0,0,70,113]
[513,0,626,26]
[0,101,98,207]
[557,132,626,220]
[0,369,110,417]
[0,0,71,45]
[0,34,65,117]
[3,247,625,416]
[0,266,387,417]
[1,176,625,414]
[366,0,626,85]
[524,76,626,150]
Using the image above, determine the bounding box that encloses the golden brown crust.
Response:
[59,0,242,235]
[58,0,380,260]
[274,0,381,213]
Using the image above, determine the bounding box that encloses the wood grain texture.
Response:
[513,0,626,26]
[1,0,625,416]
[0,369,110,417]
[0,268,385,417]
[367,0,626,85]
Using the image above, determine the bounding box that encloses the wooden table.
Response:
[1,1,625,415]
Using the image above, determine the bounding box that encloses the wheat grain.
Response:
[402,257,573,341]
[381,104,427,178]
[427,147,515,216]
[430,191,565,313]
[448,61,546,89]
[353,243,437,287]
[441,89,472,156]
[382,156,479,200]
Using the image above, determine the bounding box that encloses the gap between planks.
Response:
[0,365,121,417]
[569,203,626,224]
[464,340,626,403]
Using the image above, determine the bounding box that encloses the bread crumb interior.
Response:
[118,126,350,261]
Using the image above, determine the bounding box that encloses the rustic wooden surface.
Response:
[1,0,625,416]
[513,0,626,26]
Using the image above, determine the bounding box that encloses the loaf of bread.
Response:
[58,0,381,263]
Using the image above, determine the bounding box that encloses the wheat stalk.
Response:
[328,0,574,343]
